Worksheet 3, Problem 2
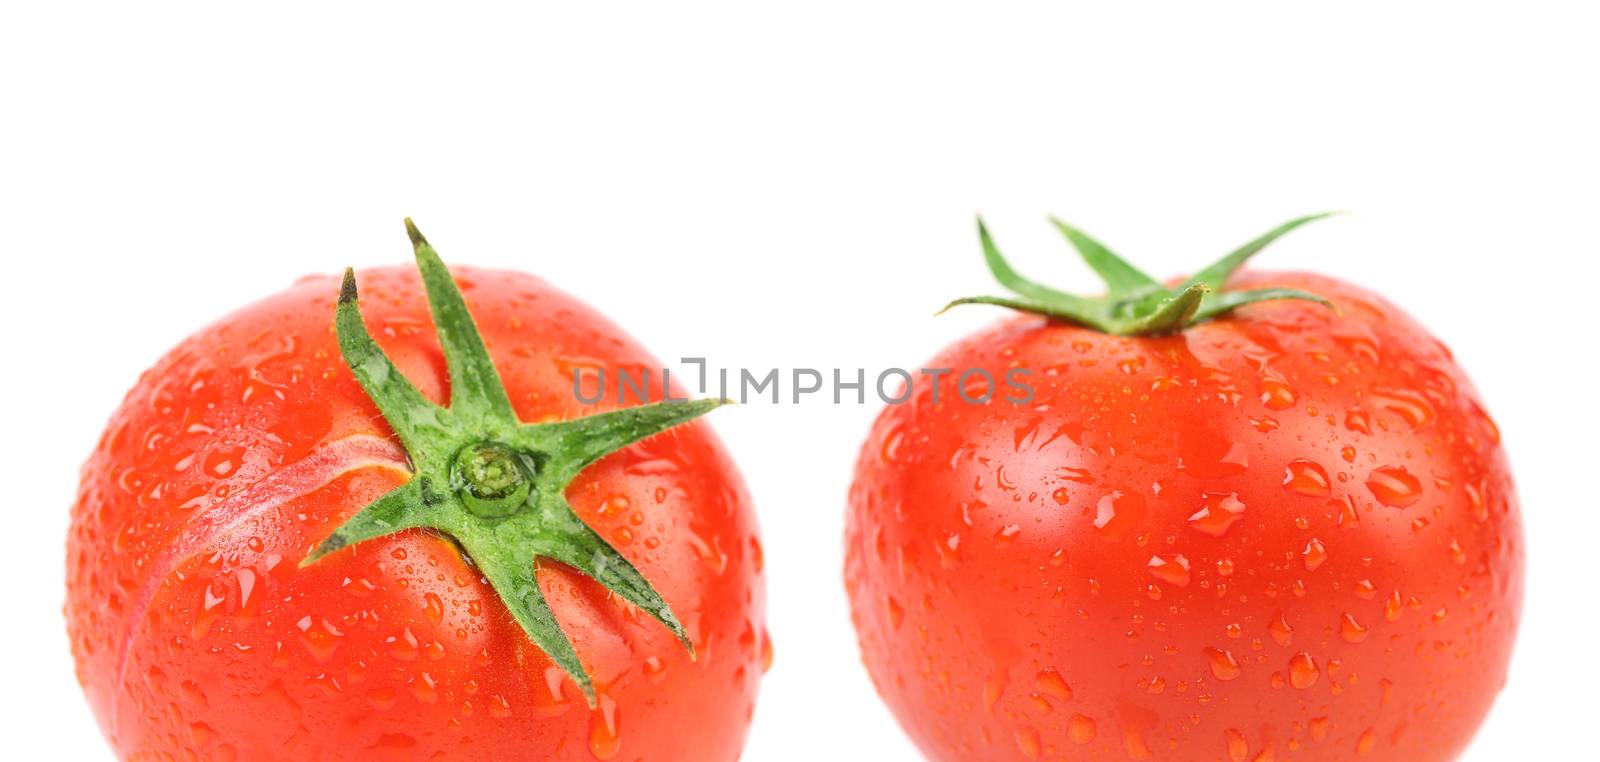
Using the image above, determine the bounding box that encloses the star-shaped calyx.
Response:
[941,213,1340,334]
[300,219,723,704]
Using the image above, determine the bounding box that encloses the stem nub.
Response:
[452,442,534,518]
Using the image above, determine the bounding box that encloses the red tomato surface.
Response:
[67,266,768,761]
[845,272,1521,761]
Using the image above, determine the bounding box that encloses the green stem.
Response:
[945,213,1340,335]
[301,219,721,705]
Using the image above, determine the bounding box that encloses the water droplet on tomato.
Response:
[880,425,905,464]
[1094,491,1146,538]
[1283,460,1330,497]
[295,616,343,664]
[1035,668,1072,700]
[760,628,774,674]
[1373,388,1435,429]
[885,596,904,630]
[1356,728,1377,756]
[1302,538,1328,571]
[1122,724,1153,759]
[387,627,420,662]
[1068,714,1097,744]
[589,693,621,760]
[1367,466,1422,508]
[1268,611,1293,646]
[1260,377,1298,410]
[406,669,438,704]
[936,532,961,568]
[983,670,1007,714]
[1188,492,1246,537]
[1288,652,1319,688]
[1205,647,1242,680]
[203,446,246,479]
[1353,579,1376,599]
[1014,725,1042,759]
[1340,613,1369,643]
[1225,728,1249,761]
[1148,554,1191,587]
[1448,538,1466,564]
[1384,590,1405,621]
[1334,496,1361,528]
[1344,407,1372,434]
[1466,481,1490,521]
[422,592,444,625]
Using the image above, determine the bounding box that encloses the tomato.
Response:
[66,223,767,761]
[845,217,1522,761]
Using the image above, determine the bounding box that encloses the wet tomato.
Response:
[845,217,1521,760]
[67,224,767,760]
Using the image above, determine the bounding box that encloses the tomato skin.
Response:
[845,272,1521,761]
[66,266,767,761]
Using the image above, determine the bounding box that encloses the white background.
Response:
[3,3,1596,759]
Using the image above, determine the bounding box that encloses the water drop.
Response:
[408,671,438,704]
[1302,538,1328,571]
[1356,728,1377,756]
[1353,579,1376,599]
[983,672,1006,714]
[1205,647,1242,681]
[1094,491,1147,538]
[1268,611,1293,646]
[387,627,420,662]
[1334,496,1361,529]
[1283,460,1330,497]
[1366,466,1422,508]
[1384,590,1405,622]
[1288,652,1319,689]
[1340,613,1369,643]
[1226,728,1249,761]
[1188,493,1246,537]
[1259,377,1297,410]
[1035,668,1072,700]
[1014,725,1041,759]
[1068,714,1097,744]
[589,693,621,760]
[1373,388,1435,429]
[423,592,444,625]
[1344,407,1372,434]
[1147,554,1191,587]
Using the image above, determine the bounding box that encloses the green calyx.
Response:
[941,213,1340,335]
[301,218,724,705]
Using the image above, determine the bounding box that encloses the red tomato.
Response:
[67,252,767,760]
[845,221,1522,761]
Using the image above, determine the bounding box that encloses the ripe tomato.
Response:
[845,217,1521,761]
[66,225,767,761]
